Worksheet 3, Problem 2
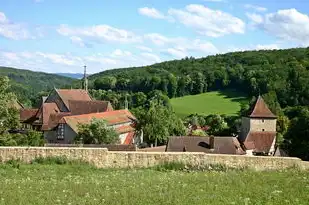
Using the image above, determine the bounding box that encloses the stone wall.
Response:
[250,118,277,132]
[0,147,307,171]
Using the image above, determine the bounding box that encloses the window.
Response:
[57,124,65,140]
[262,119,265,123]
[262,129,265,131]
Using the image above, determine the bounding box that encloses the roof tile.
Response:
[166,136,245,155]
[244,131,276,153]
[249,96,276,118]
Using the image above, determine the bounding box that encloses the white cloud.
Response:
[225,44,280,53]
[57,24,141,44]
[0,12,7,23]
[255,44,279,50]
[136,45,153,52]
[249,9,309,46]
[70,36,85,47]
[145,33,185,46]
[145,33,218,57]
[0,11,41,40]
[166,48,188,59]
[168,4,245,37]
[0,50,164,73]
[246,13,263,24]
[36,52,78,66]
[244,4,267,12]
[140,53,161,63]
[111,49,132,57]
[0,12,31,40]
[138,7,165,19]
[203,0,226,2]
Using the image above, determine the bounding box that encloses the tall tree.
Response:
[76,118,119,144]
[0,76,20,134]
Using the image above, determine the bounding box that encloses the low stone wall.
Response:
[0,147,307,171]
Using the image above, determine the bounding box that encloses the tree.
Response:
[0,76,20,134]
[133,101,186,146]
[283,108,309,160]
[76,118,119,144]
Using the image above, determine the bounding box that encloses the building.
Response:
[166,136,245,155]
[239,96,277,156]
[45,109,138,144]
[19,88,140,145]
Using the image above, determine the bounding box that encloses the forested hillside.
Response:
[0,67,76,107]
[89,47,309,111]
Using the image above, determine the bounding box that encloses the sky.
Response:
[0,0,309,74]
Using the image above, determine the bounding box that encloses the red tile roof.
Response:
[42,112,71,131]
[20,109,38,122]
[244,131,276,153]
[123,131,135,145]
[116,125,135,134]
[41,103,60,127]
[61,109,136,133]
[55,89,92,111]
[68,100,113,115]
[249,96,276,118]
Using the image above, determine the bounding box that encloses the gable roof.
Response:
[61,109,136,133]
[55,89,92,111]
[68,100,113,115]
[249,96,276,118]
[243,131,276,153]
[20,109,38,122]
[166,136,245,155]
[42,112,71,131]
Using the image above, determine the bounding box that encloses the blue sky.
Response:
[0,0,309,73]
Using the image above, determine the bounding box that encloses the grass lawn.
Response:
[171,90,248,118]
[0,164,308,205]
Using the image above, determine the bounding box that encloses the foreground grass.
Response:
[171,90,247,117]
[0,163,308,205]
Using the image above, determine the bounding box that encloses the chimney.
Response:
[209,136,215,149]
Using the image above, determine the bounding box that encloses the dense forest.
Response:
[88,47,309,111]
[0,67,76,107]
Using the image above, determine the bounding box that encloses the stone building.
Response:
[239,96,277,156]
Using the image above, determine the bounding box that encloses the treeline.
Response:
[89,47,309,111]
[0,67,76,107]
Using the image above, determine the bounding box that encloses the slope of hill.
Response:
[0,67,77,106]
[171,90,247,117]
[88,47,309,113]
[55,73,84,79]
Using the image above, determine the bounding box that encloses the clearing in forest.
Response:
[171,90,247,117]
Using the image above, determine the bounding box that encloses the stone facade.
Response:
[0,147,308,171]
[240,117,277,141]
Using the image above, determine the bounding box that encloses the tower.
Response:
[240,95,277,155]
[83,65,88,92]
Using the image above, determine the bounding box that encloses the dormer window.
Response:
[262,129,265,131]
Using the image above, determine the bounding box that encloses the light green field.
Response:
[0,164,308,205]
[171,90,247,117]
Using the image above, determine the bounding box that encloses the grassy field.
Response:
[0,163,308,205]
[171,90,247,117]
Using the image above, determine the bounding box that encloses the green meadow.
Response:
[0,163,308,205]
[171,90,247,118]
